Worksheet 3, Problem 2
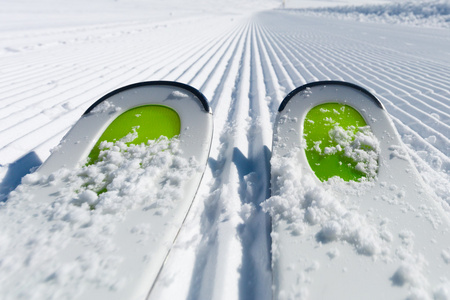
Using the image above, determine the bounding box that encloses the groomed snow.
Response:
[0,0,449,299]
[286,0,450,28]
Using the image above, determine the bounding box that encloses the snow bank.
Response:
[285,0,450,28]
[0,135,198,299]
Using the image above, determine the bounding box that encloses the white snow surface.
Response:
[0,0,449,299]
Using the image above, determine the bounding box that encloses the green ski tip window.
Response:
[87,105,180,164]
[304,103,378,182]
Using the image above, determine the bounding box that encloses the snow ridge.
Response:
[285,0,450,28]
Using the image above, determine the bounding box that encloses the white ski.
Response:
[265,81,450,299]
[4,81,213,300]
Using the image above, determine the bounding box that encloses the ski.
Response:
[4,81,213,299]
[264,81,450,299]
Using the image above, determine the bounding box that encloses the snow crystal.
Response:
[389,145,408,160]
[326,247,340,259]
[0,135,198,298]
[239,203,255,222]
[312,140,322,153]
[391,263,425,287]
[305,261,320,272]
[425,135,437,144]
[398,230,415,247]
[299,87,312,98]
[389,247,432,297]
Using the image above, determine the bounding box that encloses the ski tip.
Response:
[278,81,385,112]
[83,81,211,115]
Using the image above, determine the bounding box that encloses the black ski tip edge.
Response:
[278,81,384,112]
[83,81,210,115]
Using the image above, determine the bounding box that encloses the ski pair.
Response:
[20,81,450,299]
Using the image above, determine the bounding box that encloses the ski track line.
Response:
[307,35,450,109]
[208,21,253,300]
[208,25,249,112]
[157,24,237,82]
[198,24,248,100]
[158,19,243,76]
[261,24,317,85]
[269,31,332,82]
[260,22,331,83]
[314,35,449,118]
[0,16,229,104]
[176,21,251,300]
[0,18,242,163]
[0,49,166,120]
[258,25,305,89]
[0,38,149,95]
[254,24,295,94]
[249,23,284,122]
[362,47,450,88]
[185,25,242,89]
[182,19,276,300]
[330,46,450,127]
[238,22,274,300]
[344,48,450,113]
[174,24,241,86]
[274,13,445,102]
[0,16,214,67]
[0,18,227,110]
[0,61,151,152]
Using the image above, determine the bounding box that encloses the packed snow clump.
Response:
[89,100,121,114]
[315,124,380,179]
[0,133,198,299]
[262,147,387,257]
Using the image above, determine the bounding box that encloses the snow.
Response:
[262,147,384,256]
[285,0,450,28]
[320,125,380,178]
[89,101,121,114]
[0,0,449,299]
[0,135,197,299]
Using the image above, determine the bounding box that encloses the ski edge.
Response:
[84,81,211,115]
[278,81,385,112]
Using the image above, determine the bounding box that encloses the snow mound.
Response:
[285,0,450,28]
[262,147,386,257]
